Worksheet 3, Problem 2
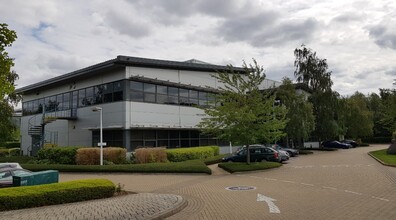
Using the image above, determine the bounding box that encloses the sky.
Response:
[1,0,396,96]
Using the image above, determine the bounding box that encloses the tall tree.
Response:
[378,89,396,134]
[276,78,315,148]
[199,60,288,164]
[345,92,374,138]
[0,23,19,142]
[293,45,338,141]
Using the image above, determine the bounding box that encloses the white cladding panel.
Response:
[128,102,205,128]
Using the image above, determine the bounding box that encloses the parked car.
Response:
[341,140,358,148]
[272,144,299,157]
[321,141,351,149]
[222,145,281,163]
[0,163,32,188]
[277,149,290,162]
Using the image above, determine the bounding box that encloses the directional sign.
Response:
[257,194,280,213]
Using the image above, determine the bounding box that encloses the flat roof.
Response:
[16,56,245,94]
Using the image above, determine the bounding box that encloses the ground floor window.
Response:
[130,129,225,149]
[92,130,123,147]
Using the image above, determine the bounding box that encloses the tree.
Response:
[378,89,396,134]
[276,78,315,148]
[345,92,373,138]
[198,60,288,164]
[0,23,19,143]
[293,45,339,141]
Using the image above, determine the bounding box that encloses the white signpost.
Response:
[257,193,280,214]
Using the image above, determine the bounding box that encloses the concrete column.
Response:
[124,129,131,151]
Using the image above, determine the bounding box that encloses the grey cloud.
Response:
[332,13,362,23]
[217,12,280,42]
[104,10,151,38]
[385,68,396,76]
[369,25,396,50]
[251,18,319,47]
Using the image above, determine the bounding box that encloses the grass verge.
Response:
[22,160,211,174]
[218,162,282,173]
[369,149,396,166]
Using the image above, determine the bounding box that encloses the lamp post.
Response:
[92,107,105,165]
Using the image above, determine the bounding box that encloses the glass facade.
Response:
[130,129,224,149]
[22,80,125,116]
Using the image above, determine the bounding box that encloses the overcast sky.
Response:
[1,0,396,96]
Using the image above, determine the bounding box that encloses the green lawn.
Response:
[369,149,396,166]
[218,162,282,173]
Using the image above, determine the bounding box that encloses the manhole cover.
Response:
[225,186,256,191]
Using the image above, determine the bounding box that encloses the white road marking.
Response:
[371,196,390,202]
[281,180,296,184]
[257,194,280,213]
[301,183,314,186]
[322,186,338,190]
[344,190,363,195]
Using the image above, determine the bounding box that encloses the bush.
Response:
[166,146,215,162]
[0,142,20,149]
[208,146,220,156]
[0,148,8,157]
[8,148,20,156]
[362,137,392,144]
[135,147,167,164]
[37,147,81,164]
[0,179,115,211]
[76,147,127,165]
[204,154,229,165]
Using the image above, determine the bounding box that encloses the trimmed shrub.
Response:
[208,146,220,156]
[135,147,167,164]
[76,147,127,165]
[1,142,20,149]
[8,148,20,156]
[0,148,8,157]
[37,147,81,164]
[166,146,215,162]
[0,179,115,211]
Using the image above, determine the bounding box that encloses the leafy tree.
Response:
[198,60,288,164]
[378,89,396,134]
[293,45,339,141]
[345,92,373,138]
[0,23,19,142]
[367,93,387,137]
[276,78,315,148]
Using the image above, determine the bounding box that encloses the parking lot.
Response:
[61,144,396,220]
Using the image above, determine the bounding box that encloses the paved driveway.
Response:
[61,145,396,220]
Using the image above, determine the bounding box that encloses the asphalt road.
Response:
[61,144,396,220]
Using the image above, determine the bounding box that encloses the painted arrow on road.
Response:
[257,194,280,213]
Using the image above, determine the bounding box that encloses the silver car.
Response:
[0,163,32,188]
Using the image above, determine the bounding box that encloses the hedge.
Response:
[0,142,20,149]
[76,147,127,165]
[37,147,81,164]
[0,179,115,211]
[166,146,216,162]
[135,147,167,163]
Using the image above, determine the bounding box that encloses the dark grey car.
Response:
[222,145,281,162]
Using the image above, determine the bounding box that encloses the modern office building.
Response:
[16,56,281,155]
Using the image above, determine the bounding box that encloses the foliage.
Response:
[75,147,127,165]
[0,148,7,157]
[0,141,20,149]
[0,156,32,163]
[277,78,315,147]
[298,150,314,155]
[344,92,373,138]
[22,160,212,174]
[0,23,19,143]
[37,147,80,164]
[8,147,20,156]
[0,179,115,211]
[134,147,167,164]
[199,60,287,164]
[362,136,392,144]
[166,146,215,162]
[218,162,281,173]
[203,154,230,165]
[369,149,396,165]
[378,89,396,134]
[294,45,340,140]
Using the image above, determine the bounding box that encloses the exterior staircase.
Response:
[27,108,77,155]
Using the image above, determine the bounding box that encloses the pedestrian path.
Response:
[0,193,187,220]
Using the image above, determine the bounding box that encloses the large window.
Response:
[92,130,123,147]
[129,80,215,107]
[130,129,219,150]
[23,80,125,116]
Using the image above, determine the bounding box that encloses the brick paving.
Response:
[1,144,395,219]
